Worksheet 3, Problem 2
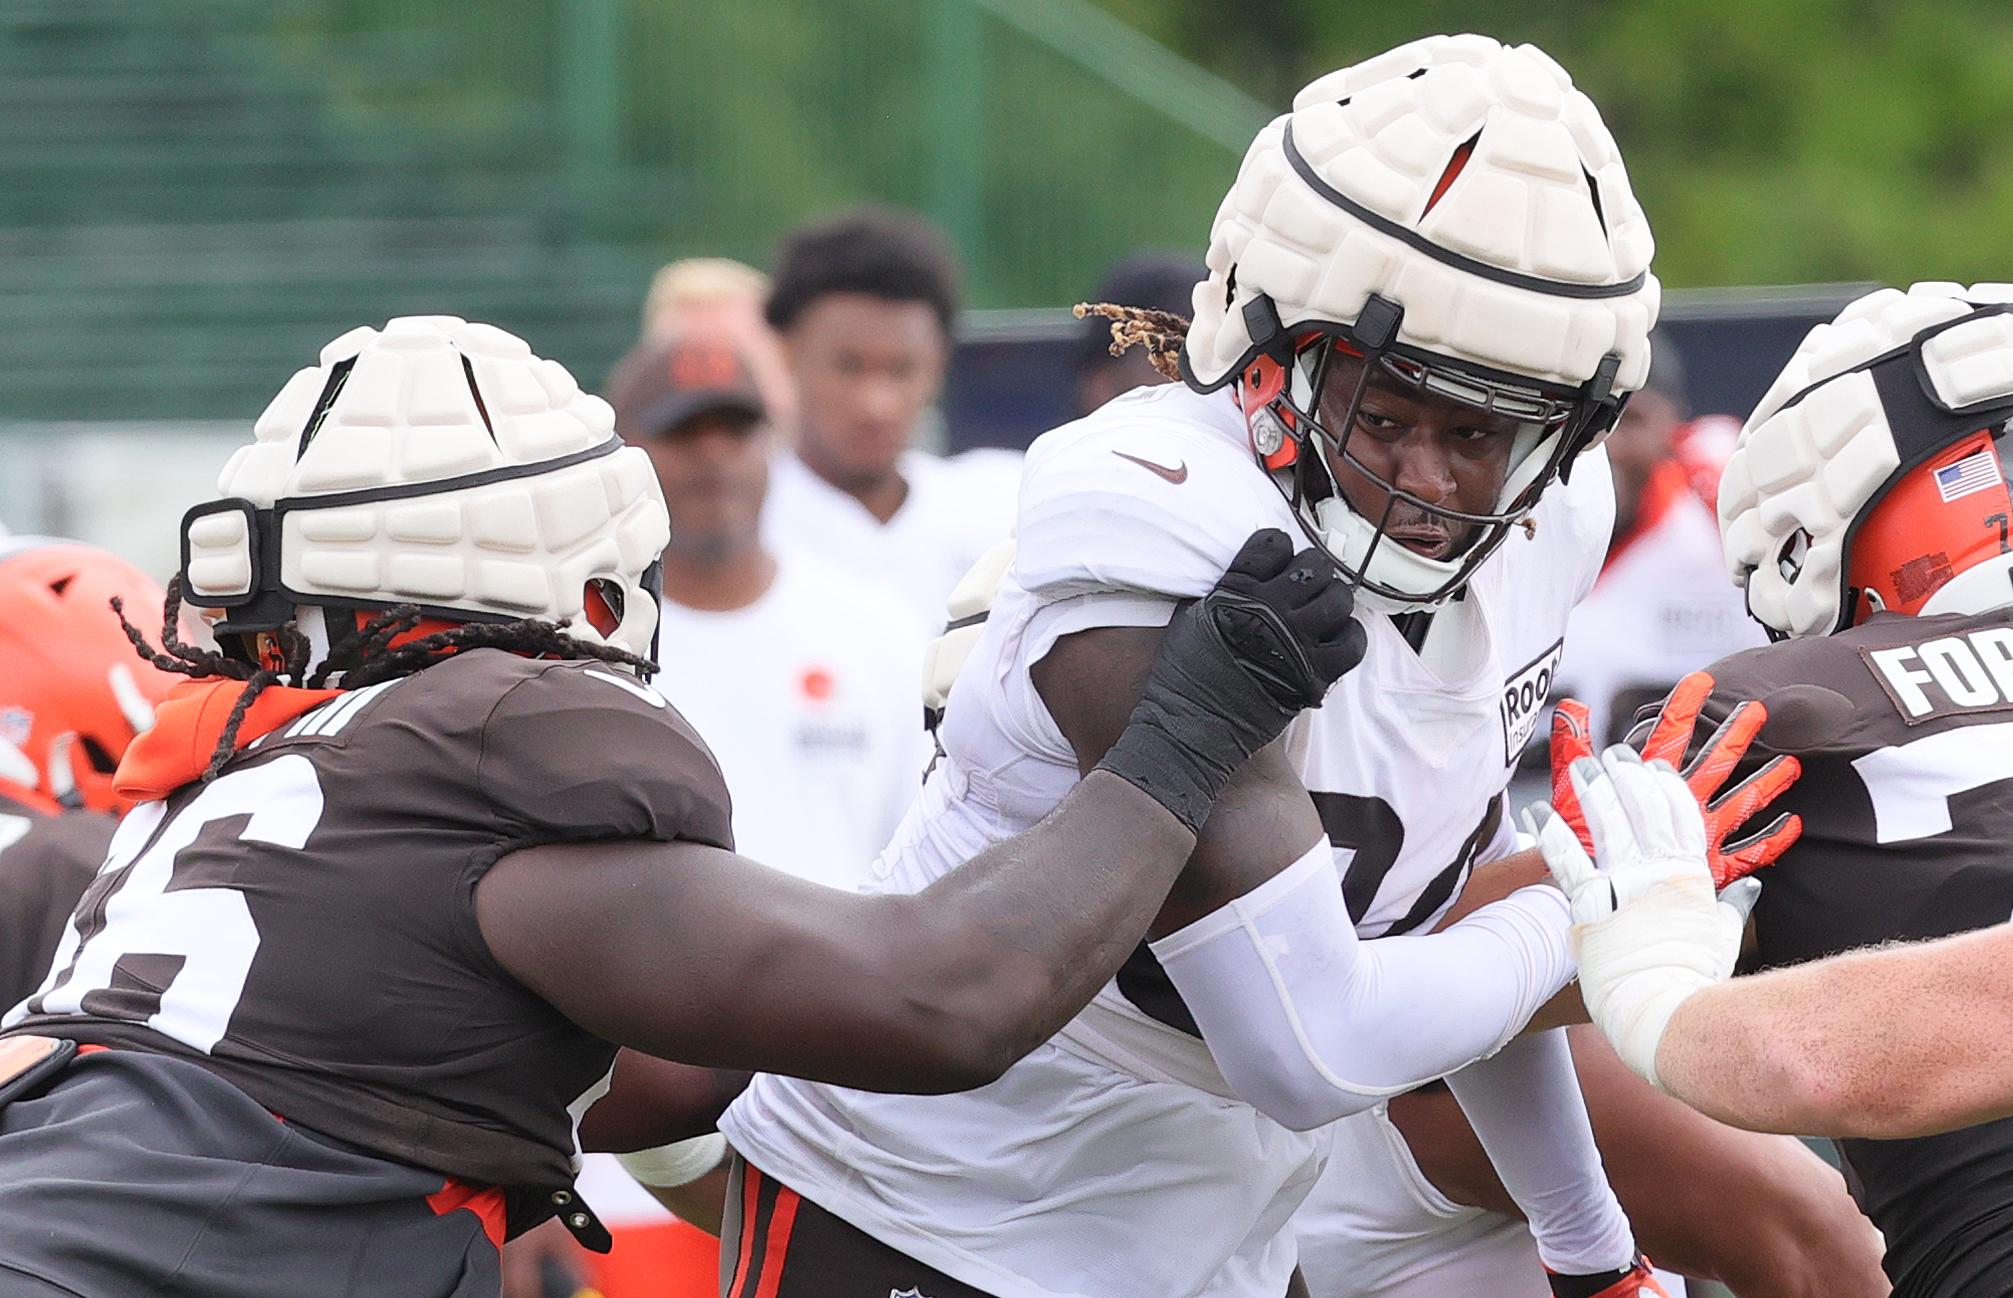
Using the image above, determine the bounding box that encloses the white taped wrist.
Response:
[614,1133,728,1188]
[1573,875,1735,1089]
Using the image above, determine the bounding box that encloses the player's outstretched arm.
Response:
[1038,613,1577,1133]
[476,529,1363,1095]
[1532,744,2013,1138]
[1656,924,2013,1139]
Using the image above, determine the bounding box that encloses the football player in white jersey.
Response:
[719,35,1716,1298]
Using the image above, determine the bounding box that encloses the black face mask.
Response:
[1230,293,1626,609]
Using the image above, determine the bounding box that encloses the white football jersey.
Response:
[721,383,1611,1298]
[760,446,1023,629]
[654,548,931,893]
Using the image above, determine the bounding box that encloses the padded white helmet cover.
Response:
[1185,34,1658,393]
[1719,282,2013,637]
[186,315,668,658]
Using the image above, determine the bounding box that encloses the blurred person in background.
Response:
[640,257,796,432]
[1552,332,1768,746]
[0,538,177,1006]
[611,328,931,892]
[1071,254,1204,417]
[534,323,933,1298]
[760,207,1021,626]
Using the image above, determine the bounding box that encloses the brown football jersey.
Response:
[1696,606,2013,1297]
[0,792,114,1008]
[2,649,732,1198]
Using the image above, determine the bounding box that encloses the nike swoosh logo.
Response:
[1113,451,1188,484]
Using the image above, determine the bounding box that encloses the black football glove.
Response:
[1097,528,1366,832]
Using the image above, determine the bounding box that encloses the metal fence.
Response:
[0,0,1265,421]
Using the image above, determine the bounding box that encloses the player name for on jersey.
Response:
[1500,638,1565,765]
[1862,626,2013,723]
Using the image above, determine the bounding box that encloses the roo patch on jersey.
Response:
[1500,638,1564,765]
[1860,627,2013,724]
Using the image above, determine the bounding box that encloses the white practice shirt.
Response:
[761,446,1022,627]
[723,384,1611,1298]
[654,549,932,892]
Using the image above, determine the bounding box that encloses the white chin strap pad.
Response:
[1149,841,1574,1130]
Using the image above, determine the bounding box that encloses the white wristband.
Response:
[614,1133,729,1188]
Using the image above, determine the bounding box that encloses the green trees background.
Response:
[1112,0,2013,289]
[0,1,2006,417]
[269,0,2013,299]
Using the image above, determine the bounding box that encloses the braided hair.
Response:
[113,577,657,783]
[1073,302,1190,383]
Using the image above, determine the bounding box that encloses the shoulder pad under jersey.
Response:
[1014,390,1295,604]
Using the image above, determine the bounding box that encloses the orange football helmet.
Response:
[0,539,180,814]
[1845,430,2013,624]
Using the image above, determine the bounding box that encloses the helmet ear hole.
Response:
[1778,529,1811,583]
[79,735,119,775]
[583,579,624,637]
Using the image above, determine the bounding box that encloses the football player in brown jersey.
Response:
[1537,283,2013,1298]
[0,538,180,1006]
[0,317,1365,1298]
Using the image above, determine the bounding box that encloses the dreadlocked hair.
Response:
[1074,301,1190,382]
[329,617,656,690]
[112,577,658,782]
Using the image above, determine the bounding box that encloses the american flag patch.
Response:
[1934,448,2002,502]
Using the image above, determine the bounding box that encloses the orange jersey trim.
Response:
[112,679,341,803]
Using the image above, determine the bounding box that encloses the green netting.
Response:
[0,0,1258,420]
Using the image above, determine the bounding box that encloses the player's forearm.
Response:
[578,1052,750,1152]
[1434,845,1550,929]
[604,773,1196,1093]
[1442,1029,1634,1275]
[1154,844,1575,1130]
[889,770,1198,1082]
[1657,927,2013,1138]
[645,1165,732,1236]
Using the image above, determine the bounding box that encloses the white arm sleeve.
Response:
[1443,1029,1636,1275]
[614,1132,729,1188]
[1149,841,1574,1131]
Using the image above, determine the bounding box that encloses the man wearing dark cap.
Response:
[605,331,930,892]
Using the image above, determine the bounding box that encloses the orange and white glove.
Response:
[1549,671,1803,889]
[1527,747,1759,1089]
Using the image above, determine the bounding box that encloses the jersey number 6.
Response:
[6,756,325,1052]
